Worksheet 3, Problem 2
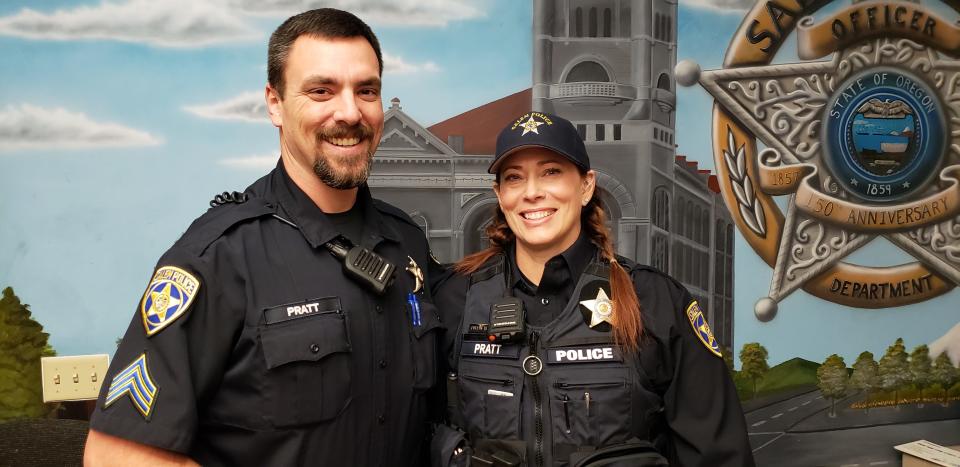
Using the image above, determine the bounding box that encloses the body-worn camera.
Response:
[487,298,526,344]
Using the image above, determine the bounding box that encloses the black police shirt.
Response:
[433,233,754,466]
[90,161,442,466]
[508,234,594,327]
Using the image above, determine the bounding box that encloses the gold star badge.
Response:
[140,266,200,337]
[519,115,545,135]
[147,283,181,321]
[406,256,423,293]
[580,288,614,328]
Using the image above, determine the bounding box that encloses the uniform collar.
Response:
[508,231,596,291]
[268,159,401,248]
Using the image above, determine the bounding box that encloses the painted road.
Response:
[747,391,960,466]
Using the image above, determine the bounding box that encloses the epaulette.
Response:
[627,262,687,293]
[584,254,634,278]
[469,254,505,286]
[626,262,668,276]
[372,199,421,231]
[177,197,276,257]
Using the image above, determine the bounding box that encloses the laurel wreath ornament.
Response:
[723,127,767,237]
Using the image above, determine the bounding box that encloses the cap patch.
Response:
[103,353,158,419]
[686,301,722,357]
[141,266,200,337]
[511,112,553,135]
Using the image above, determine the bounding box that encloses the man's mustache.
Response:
[318,123,375,141]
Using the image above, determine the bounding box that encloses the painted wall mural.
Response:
[0,0,957,465]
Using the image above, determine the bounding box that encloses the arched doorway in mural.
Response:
[460,197,498,257]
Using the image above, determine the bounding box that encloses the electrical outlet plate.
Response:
[41,354,110,402]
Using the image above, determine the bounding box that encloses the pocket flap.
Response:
[413,300,443,340]
[261,313,351,369]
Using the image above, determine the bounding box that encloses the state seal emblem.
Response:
[679,0,960,320]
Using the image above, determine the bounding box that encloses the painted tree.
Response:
[817,354,848,417]
[930,351,959,405]
[739,342,769,399]
[910,344,933,405]
[878,338,910,407]
[0,287,56,420]
[720,346,735,377]
[849,351,880,412]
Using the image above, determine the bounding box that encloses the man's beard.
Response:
[313,123,376,190]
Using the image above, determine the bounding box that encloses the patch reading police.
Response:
[103,353,158,420]
[140,266,200,337]
[460,339,521,359]
[263,296,341,325]
[686,301,722,358]
[580,287,615,329]
[547,345,621,364]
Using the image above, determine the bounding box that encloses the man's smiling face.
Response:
[269,35,383,189]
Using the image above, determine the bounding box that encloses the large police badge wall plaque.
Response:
[679,0,960,320]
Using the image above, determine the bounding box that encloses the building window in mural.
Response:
[565,61,609,83]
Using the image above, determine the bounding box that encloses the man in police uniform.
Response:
[84,9,442,466]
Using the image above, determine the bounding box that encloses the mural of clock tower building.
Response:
[370,0,737,350]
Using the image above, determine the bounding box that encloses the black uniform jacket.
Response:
[433,235,754,467]
[90,162,442,466]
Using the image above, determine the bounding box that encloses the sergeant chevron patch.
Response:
[686,301,722,358]
[104,353,159,419]
[141,266,200,336]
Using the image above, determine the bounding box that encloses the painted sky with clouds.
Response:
[1,0,957,366]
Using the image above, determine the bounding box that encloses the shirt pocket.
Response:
[259,308,352,427]
[549,368,634,462]
[457,360,524,440]
[409,298,443,391]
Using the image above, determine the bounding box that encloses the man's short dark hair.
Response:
[268,8,383,98]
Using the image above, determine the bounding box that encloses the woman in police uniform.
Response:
[434,112,755,467]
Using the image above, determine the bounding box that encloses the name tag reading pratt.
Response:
[461,340,521,359]
[548,345,621,364]
[263,297,341,325]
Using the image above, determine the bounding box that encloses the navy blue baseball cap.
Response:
[489,112,590,174]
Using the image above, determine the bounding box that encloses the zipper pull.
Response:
[562,394,571,433]
[585,391,591,416]
[522,331,544,377]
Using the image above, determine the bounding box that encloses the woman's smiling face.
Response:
[494,147,595,257]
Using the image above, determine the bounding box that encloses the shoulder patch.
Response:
[141,266,200,336]
[685,301,722,358]
[104,353,159,419]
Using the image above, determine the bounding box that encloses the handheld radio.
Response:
[325,237,396,296]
